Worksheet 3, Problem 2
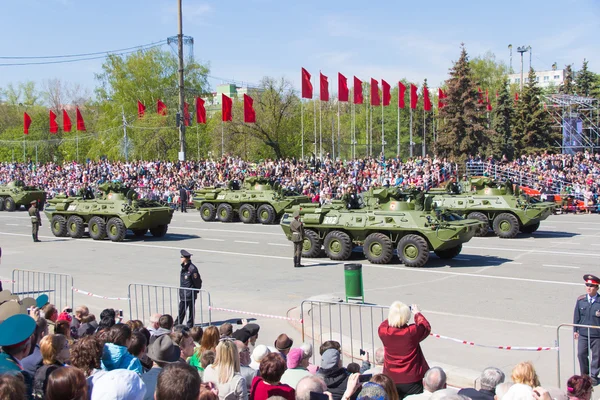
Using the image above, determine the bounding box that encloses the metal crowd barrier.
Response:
[11,269,73,312]
[556,323,600,388]
[300,300,388,364]
[128,283,211,327]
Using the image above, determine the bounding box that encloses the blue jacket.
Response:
[101,343,143,375]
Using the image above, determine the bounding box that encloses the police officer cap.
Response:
[584,274,600,286]
[30,200,37,205]
[0,314,36,347]
[292,210,300,218]
[180,249,192,258]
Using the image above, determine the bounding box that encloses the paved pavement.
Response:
[0,210,598,389]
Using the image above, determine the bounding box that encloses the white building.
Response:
[508,68,564,89]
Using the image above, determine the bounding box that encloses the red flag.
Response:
[196,97,206,124]
[137,100,146,119]
[243,94,256,123]
[23,112,32,135]
[222,94,232,122]
[62,110,72,132]
[76,108,86,131]
[423,86,432,111]
[486,90,492,112]
[338,73,349,102]
[320,73,329,101]
[438,88,446,109]
[370,79,380,106]
[398,82,406,109]
[382,80,391,106]
[353,77,363,104]
[301,68,313,99]
[515,92,519,103]
[157,99,167,116]
[184,102,191,126]
[410,84,418,110]
[49,110,58,134]
[478,87,484,104]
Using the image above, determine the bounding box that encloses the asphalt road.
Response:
[0,210,597,388]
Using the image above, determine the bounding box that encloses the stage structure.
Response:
[543,94,600,154]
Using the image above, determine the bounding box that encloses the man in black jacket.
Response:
[177,250,202,328]
[179,186,188,213]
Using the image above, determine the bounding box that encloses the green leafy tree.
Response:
[576,59,595,97]
[490,80,514,159]
[470,51,509,98]
[437,45,492,161]
[560,64,575,95]
[513,68,558,154]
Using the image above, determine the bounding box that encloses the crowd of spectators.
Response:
[0,155,457,206]
[0,296,592,400]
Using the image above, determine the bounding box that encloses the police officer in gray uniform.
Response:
[574,274,600,385]
[289,210,304,268]
[177,250,202,328]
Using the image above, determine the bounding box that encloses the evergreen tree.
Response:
[560,64,575,95]
[490,80,514,159]
[513,68,558,154]
[437,45,492,161]
[576,59,595,97]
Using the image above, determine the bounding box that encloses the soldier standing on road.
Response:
[28,200,41,243]
[573,274,600,385]
[290,210,304,268]
[177,250,202,328]
[179,185,188,213]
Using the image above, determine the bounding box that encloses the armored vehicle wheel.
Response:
[88,217,106,240]
[257,204,276,224]
[364,233,394,264]
[239,204,256,224]
[0,198,4,211]
[493,213,519,238]
[4,197,16,212]
[520,221,540,234]
[217,204,234,222]
[434,244,462,260]
[150,225,168,237]
[200,203,217,221]
[467,211,489,237]
[302,229,322,258]
[67,215,85,238]
[324,230,352,260]
[397,234,430,268]
[133,228,148,238]
[106,217,126,242]
[51,215,68,237]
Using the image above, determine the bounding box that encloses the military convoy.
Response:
[0,181,46,211]
[43,182,174,242]
[193,177,311,224]
[426,176,555,238]
[280,187,485,268]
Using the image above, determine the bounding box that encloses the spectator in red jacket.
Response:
[378,302,431,399]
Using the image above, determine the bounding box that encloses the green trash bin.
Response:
[344,263,364,303]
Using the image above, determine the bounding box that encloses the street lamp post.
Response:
[517,45,530,91]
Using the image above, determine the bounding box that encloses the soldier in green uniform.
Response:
[28,200,41,243]
[289,210,304,268]
[342,186,360,209]
[445,177,460,194]
[411,187,425,211]
[504,179,514,195]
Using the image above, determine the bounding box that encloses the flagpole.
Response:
[381,102,384,158]
[319,99,322,160]
[409,109,413,158]
[221,120,224,157]
[365,86,368,158]
[313,90,317,158]
[337,100,340,160]
[422,109,426,157]
[331,114,334,160]
[76,133,79,162]
[301,100,304,160]
[352,102,355,160]
[369,105,373,157]
[397,107,400,158]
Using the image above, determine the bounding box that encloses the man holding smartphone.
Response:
[177,250,202,328]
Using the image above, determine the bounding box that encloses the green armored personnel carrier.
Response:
[426,176,555,238]
[193,176,311,224]
[44,182,174,242]
[0,181,46,211]
[280,187,485,268]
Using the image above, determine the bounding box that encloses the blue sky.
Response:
[1,0,598,98]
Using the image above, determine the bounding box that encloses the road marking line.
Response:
[578,228,600,230]
[169,226,281,236]
[5,223,19,226]
[268,243,291,247]
[505,262,523,265]
[541,226,557,228]
[203,238,224,242]
[550,241,580,245]
[464,245,600,258]
[423,309,556,329]
[542,264,580,269]
[235,240,259,244]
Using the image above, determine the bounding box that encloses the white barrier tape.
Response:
[208,306,303,323]
[72,287,129,301]
[0,280,15,283]
[430,333,557,351]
